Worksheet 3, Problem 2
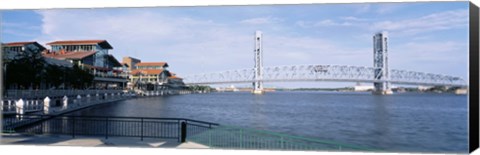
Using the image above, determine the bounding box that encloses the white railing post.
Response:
[86,94,91,103]
[16,99,24,120]
[95,93,99,103]
[62,96,68,109]
[26,100,31,111]
[8,100,12,112]
[35,100,39,110]
[76,95,82,106]
[44,97,51,114]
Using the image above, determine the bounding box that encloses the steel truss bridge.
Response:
[182,64,467,87]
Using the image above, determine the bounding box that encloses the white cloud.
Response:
[240,17,282,25]
[15,7,468,86]
[371,9,468,35]
[264,35,372,66]
[354,4,371,14]
[297,9,468,37]
[376,3,405,14]
[389,41,467,77]
[296,19,353,28]
[340,16,369,22]
[34,9,372,77]
[34,9,250,72]
[315,20,351,26]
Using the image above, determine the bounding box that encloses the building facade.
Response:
[130,62,170,91]
[127,61,185,91]
[44,40,127,89]
[122,57,141,71]
[2,41,46,62]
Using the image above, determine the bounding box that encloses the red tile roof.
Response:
[4,41,37,47]
[46,40,113,49]
[131,69,165,75]
[4,41,46,51]
[47,40,105,45]
[135,62,168,67]
[168,75,183,79]
[43,51,96,60]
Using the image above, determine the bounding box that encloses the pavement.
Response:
[0,134,209,149]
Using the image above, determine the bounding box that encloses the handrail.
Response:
[3,114,377,151]
[14,114,220,126]
[2,114,218,143]
[187,124,380,151]
[218,125,378,151]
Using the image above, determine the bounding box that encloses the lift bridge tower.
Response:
[373,31,393,95]
[252,31,264,94]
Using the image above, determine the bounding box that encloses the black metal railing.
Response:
[2,114,219,142]
[187,125,380,151]
[2,114,379,151]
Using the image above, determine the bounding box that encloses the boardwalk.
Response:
[1,134,209,148]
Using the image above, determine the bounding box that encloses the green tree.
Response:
[4,47,95,90]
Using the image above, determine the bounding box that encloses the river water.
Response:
[69,91,468,153]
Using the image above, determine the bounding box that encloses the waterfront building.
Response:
[2,41,74,90]
[130,62,170,91]
[43,40,127,89]
[2,41,73,67]
[127,61,186,91]
[418,85,433,91]
[354,85,374,92]
[167,73,186,89]
[121,57,141,89]
[2,41,46,61]
[122,56,141,71]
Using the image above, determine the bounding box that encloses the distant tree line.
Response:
[3,49,94,90]
[188,85,213,92]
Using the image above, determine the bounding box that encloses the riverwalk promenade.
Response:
[2,89,196,116]
[1,88,200,136]
[2,90,377,152]
[1,134,209,149]
[2,91,134,116]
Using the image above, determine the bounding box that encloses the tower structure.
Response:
[373,31,393,95]
[253,31,264,94]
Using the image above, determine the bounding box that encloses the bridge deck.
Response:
[183,64,467,87]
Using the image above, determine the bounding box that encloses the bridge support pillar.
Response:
[253,30,264,95]
[373,31,392,95]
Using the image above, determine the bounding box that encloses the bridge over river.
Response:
[182,31,467,95]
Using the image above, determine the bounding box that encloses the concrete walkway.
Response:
[0,134,209,149]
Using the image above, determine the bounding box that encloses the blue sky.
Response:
[1,2,470,88]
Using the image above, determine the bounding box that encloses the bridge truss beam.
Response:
[182,64,467,87]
